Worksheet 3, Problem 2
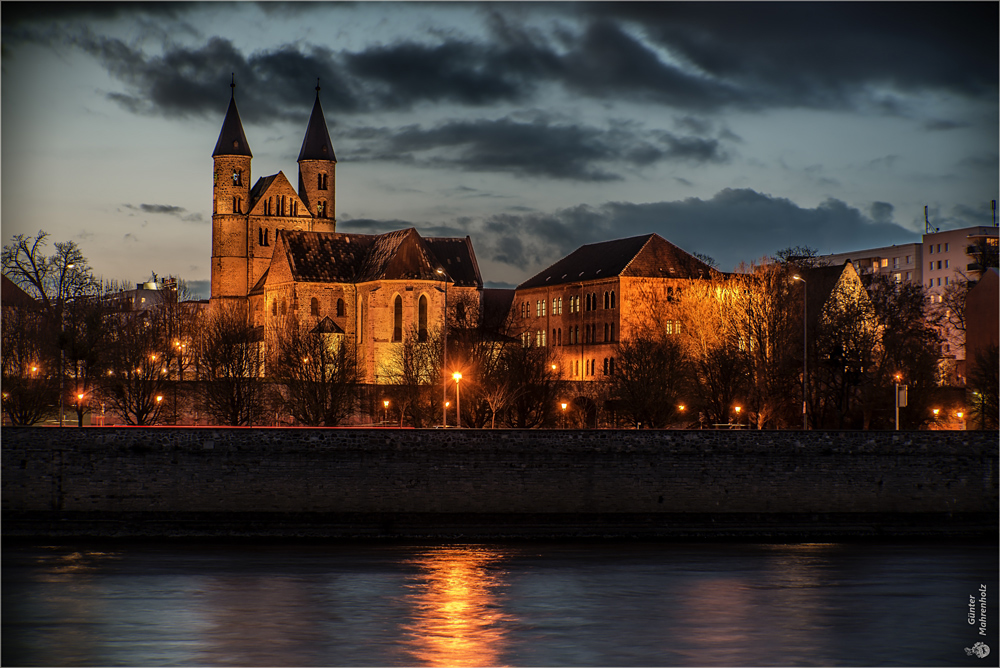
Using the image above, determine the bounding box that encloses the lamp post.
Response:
[59,262,75,428]
[561,401,568,428]
[437,268,449,427]
[76,392,84,428]
[453,371,462,427]
[792,274,807,429]
[383,399,389,425]
[894,372,904,430]
[734,405,741,429]
[957,410,965,431]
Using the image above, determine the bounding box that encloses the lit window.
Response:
[542,299,546,316]
[665,321,673,335]
[894,273,901,283]
[542,330,546,346]
[881,258,888,268]
[536,300,541,317]
[418,295,428,341]
[393,295,402,342]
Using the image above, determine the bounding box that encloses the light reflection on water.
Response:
[2,541,996,666]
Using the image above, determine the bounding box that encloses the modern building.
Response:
[209,82,482,383]
[818,242,923,285]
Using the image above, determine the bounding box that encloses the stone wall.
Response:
[3,428,996,537]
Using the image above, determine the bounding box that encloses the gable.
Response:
[264,232,296,286]
[249,171,309,216]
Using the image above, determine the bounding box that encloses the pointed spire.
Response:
[297,83,337,162]
[213,75,252,157]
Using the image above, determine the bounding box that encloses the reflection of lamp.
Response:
[437,268,448,427]
[453,372,463,427]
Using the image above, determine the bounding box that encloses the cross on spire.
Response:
[230,72,236,98]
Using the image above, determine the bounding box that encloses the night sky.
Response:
[3,2,997,296]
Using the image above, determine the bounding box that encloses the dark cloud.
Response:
[589,2,998,104]
[123,203,204,223]
[924,119,970,132]
[350,117,728,181]
[476,189,919,274]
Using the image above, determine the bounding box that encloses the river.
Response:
[3,540,996,666]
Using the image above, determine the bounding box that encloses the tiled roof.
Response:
[311,316,345,334]
[481,288,515,331]
[517,233,715,290]
[2,274,38,308]
[273,228,483,287]
[249,174,279,211]
[297,94,337,162]
[425,237,482,288]
[212,94,252,158]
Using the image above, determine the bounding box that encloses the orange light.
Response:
[561,402,567,410]
[933,408,940,416]
[77,393,84,401]
[957,411,964,419]
[678,404,686,411]
[384,400,389,409]
[734,406,741,414]
[156,396,163,403]
[453,371,462,382]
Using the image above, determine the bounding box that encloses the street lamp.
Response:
[734,405,741,428]
[453,371,462,427]
[894,372,906,430]
[957,410,965,431]
[383,399,389,425]
[792,274,808,429]
[437,267,449,427]
[561,401,568,428]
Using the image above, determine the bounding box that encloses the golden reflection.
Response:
[402,545,511,667]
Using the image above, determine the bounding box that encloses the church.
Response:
[210,82,482,383]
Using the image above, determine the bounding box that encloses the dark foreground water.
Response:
[3,541,997,667]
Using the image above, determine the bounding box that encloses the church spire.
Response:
[297,80,337,162]
[212,74,252,158]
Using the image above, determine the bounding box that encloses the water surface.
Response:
[3,541,996,666]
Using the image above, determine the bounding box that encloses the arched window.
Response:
[585,294,591,311]
[281,300,287,316]
[259,228,264,246]
[418,295,428,342]
[233,169,242,186]
[610,323,615,341]
[291,201,297,216]
[610,290,616,309]
[456,302,466,323]
[264,229,269,246]
[604,292,609,309]
[318,201,326,218]
[393,295,403,342]
[609,357,615,375]
[604,358,608,375]
[272,300,277,316]
[336,298,345,317]
[310,297,319,316]
[604,323,609,342]
[557,328,562,346]
[318,173,328,190]
[232,196,239,214]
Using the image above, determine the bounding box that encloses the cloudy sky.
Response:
[3,2,997,295]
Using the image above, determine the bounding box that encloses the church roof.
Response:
[517,233,715,290]
[249,174,279,209]
[271,228,482,288]
[297,92,337,162]
[311,316,345,334]
[212,92,252,158]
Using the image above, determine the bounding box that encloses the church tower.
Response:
[210,78,253,307]
[297,82,337,233]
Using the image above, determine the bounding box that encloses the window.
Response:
[609,357,615,376]
[558,297,563,314]
[944,243,949,252]
[542,299,546,316]
[310,297,320,316]
[393,295,403,342]
[937,261,942,270]
[906,272,911,281]
[291,201,297,216]
[272,300,277,316]
[944,259,949,268]
[281,300,287,316]
[604,292,609,309]
[418,295,428,341]
[456,302,466,322]
[318,201,326,218]
[675,320,682,334]
[536,300,541,317]
[610,323,615,341]
[603,358,608,375]
[893,257,899,268]
[336,298,345,317]
[929,245,933,254]
[937,244,941,252]
[894,273,902,283]
[585,294,591,311]
[665,321,673,335]
[604,323,609,342]
[574,326,579,344]
[233,170,242,186]
[667,286,674,301]
[929,262,934,270]
[232,196,239,214]
[318,173,328,190]
[880,258,888,268]
[944,276,949,286]
[610,291,615,309]
[557,328,562,346]
[937,278,941,286]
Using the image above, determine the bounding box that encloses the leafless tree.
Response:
[99,304,172,425]
[1,304,56,425]
[199,302,264,426]
[271,319,358,426]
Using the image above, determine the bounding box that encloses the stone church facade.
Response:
[210,84,482,383]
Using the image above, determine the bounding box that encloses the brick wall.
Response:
[3,428,995,519]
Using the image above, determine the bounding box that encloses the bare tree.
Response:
[968,344,999,430]
[379,326,441,427]
[610,336,689,428]
[1,304,57,425]
[100,305,171,425]
[271,319,358,426]
[199,302,264,426]
[500,341,558,428]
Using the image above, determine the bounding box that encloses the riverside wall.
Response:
[2,427,997,538]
